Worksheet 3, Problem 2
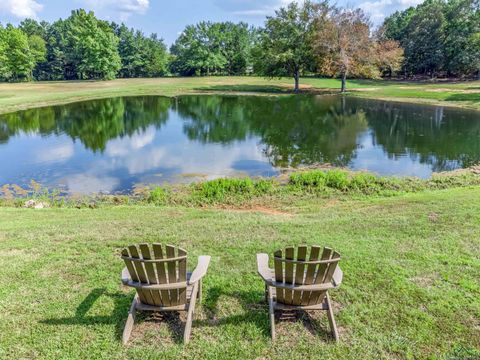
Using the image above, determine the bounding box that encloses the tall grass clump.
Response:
[289,169,351,191]
[325,170,350,190]
[193,177,275,203]
[289,170,327,188]
[148,186,168,205]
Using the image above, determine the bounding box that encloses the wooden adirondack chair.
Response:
[120,244,210,344]
[257,245,343,341]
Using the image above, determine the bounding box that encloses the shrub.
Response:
[254,179,275,194]
[193,177,274,202]
[148,186,167,205]
[289,170,327,188]
[350,173,379,192]
[325,170,350,190]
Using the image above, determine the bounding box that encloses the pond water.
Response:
[0,95,479,194]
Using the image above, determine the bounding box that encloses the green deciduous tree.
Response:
[382,0,478,78]
[444,0,480,77]
[64,10,121,80]
[252,1,319,92]
[170,21,254,76]
[1,25,35,82]
[113,23,169,78]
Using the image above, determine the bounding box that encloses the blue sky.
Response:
[0,0,422,45]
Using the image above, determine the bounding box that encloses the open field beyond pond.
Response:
[0,187,479,359]
[0,77,480,115]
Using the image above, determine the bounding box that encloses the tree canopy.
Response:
[0,0,478,84]
[170,21,255,76]
[382,0,480,77]
[252,1,319,92]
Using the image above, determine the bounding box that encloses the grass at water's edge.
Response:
[0,77,479,115]
[2,168,480,209]
[0,184,479,359]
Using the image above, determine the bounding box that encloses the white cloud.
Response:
[79,0,149,20]
[214,0,291,17]
[0,0,43,19]
[36,143,74,163]
[359,0,422,24]
[65,174,119,194]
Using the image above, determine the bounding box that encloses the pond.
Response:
[0,95,479,194]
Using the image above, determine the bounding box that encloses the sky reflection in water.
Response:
[0,95,479,193]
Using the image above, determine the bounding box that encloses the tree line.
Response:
[0,0,478,90]
[383,0,479,78]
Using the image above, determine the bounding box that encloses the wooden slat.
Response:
[284,247,294,305]
[177,248,187,305]
[308,247,332,305]
[292,246,307,305]
[301,246,321,305]
[121,248,138,282]
[166,245,179,306]
[152,244,169,306]
[122,248,148,304]
[273,250,284,304]
[139,244,162,307]
[323,251,341,284]
[128,245,154,305]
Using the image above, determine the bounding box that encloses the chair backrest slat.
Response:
[272,246,341,307]
[300,245,321,305]
[122,248,139,282]
[323,251,340,284]
[139,244,162,307]
[273,250,285,304]
[304,246,320,285]
[140,244,157,284]
[178,248,187,304]
[308,247,333,305]
[128,245,155,305]
[292,246,307,305]
[166,245,179,306]
[122,244,188,308]
[283,247,295,304]
[152,244,170,306]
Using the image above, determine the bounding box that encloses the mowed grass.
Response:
[0,76,479,115]
[0,187,479,359]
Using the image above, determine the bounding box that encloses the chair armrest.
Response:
[121,267,131,285]
[189,256,211,284]
[257,253,272,283]
[332,266,343,287]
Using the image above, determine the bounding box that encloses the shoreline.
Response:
[0,77,479,115]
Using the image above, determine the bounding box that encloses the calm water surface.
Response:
[0,95,479,193]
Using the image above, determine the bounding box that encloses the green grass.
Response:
[0,77,479,115]
[0,186,479,359]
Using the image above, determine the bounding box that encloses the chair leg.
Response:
[268,286,276,341]
[325,292,339,342]
[184,282,199,344]
[122,296,138,345]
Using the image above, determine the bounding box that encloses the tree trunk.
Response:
[341,71,347,93]
[294,70,300,93]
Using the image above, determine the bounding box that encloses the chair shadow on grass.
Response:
[41,286,334,343]
[194,286,335,341]
[40,288,132,341]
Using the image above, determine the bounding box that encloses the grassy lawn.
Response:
[0,76,479,115]
[0,187,479,359]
